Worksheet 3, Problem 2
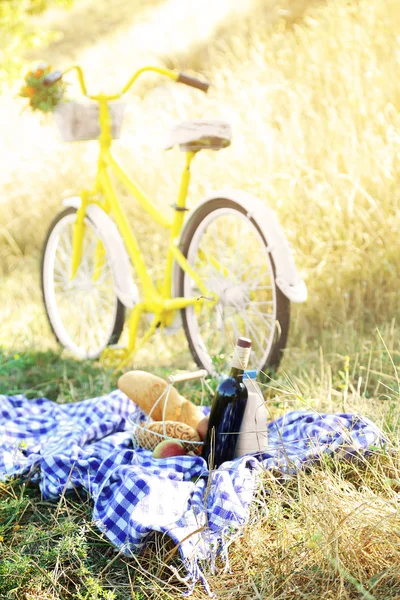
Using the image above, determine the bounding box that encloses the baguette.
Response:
[118,370,204,428]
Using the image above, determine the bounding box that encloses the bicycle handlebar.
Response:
[43,65,88,96]
[43,70,63,87]
[43,65,210,99]
[176,73,210,93]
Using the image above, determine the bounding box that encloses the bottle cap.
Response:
[244,369,257,379]
[237,337,252,349]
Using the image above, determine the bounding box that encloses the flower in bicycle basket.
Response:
[19,64,66,113]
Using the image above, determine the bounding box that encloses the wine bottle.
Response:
[202,337,252,468]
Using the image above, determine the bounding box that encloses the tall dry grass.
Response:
[1,0,400,358]
[202,453,400,599]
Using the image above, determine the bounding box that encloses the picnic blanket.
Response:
[0,390,384,595]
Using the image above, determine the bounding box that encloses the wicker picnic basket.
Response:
[54,101,125,142]
[127,369,212,455]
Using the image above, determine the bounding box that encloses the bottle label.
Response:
[231,344,251,370]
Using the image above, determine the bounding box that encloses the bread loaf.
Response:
[118,370,204,428]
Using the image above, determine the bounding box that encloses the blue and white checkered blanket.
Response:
[0,391,384,595]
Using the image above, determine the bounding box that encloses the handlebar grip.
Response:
[177,72,210,93]
[43,70,63,87]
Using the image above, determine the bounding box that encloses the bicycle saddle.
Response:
[165,120,231,152]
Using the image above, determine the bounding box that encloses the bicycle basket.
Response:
[54,101,125,142]
[127,369,212,456]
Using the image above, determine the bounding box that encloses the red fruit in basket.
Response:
[196,416,210,441]
[152,440,187,458]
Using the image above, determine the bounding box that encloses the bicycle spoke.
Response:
[43,212,121,358]
[224,310,242,347]
[249,284,273,291]
[56,245,72,269]
[182,206,280,374]
[242,315,266,354]
[247,300,274,306]
[245,310,274,330]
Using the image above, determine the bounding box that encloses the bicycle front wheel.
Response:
[177,198,290,376]
[41,207,125,359]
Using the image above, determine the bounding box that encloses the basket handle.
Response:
[167,369,207,384]
[147,370,210,435]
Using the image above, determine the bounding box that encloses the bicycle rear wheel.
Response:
[177,198,290,376]
[41,207,125,359]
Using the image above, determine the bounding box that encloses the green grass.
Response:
[0,347,212,404]
[0,477,174,600]
[0,348,117,401]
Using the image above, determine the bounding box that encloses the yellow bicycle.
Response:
[40,65,307,375]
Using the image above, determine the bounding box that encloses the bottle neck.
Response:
[229,366,245,380]
[230,342,251,373]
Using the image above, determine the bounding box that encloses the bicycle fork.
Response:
[69,194,87,281]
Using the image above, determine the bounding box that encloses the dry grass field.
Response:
[1,0,400,598]
[2,0,400,355]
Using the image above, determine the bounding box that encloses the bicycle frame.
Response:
[66,66,216,365]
